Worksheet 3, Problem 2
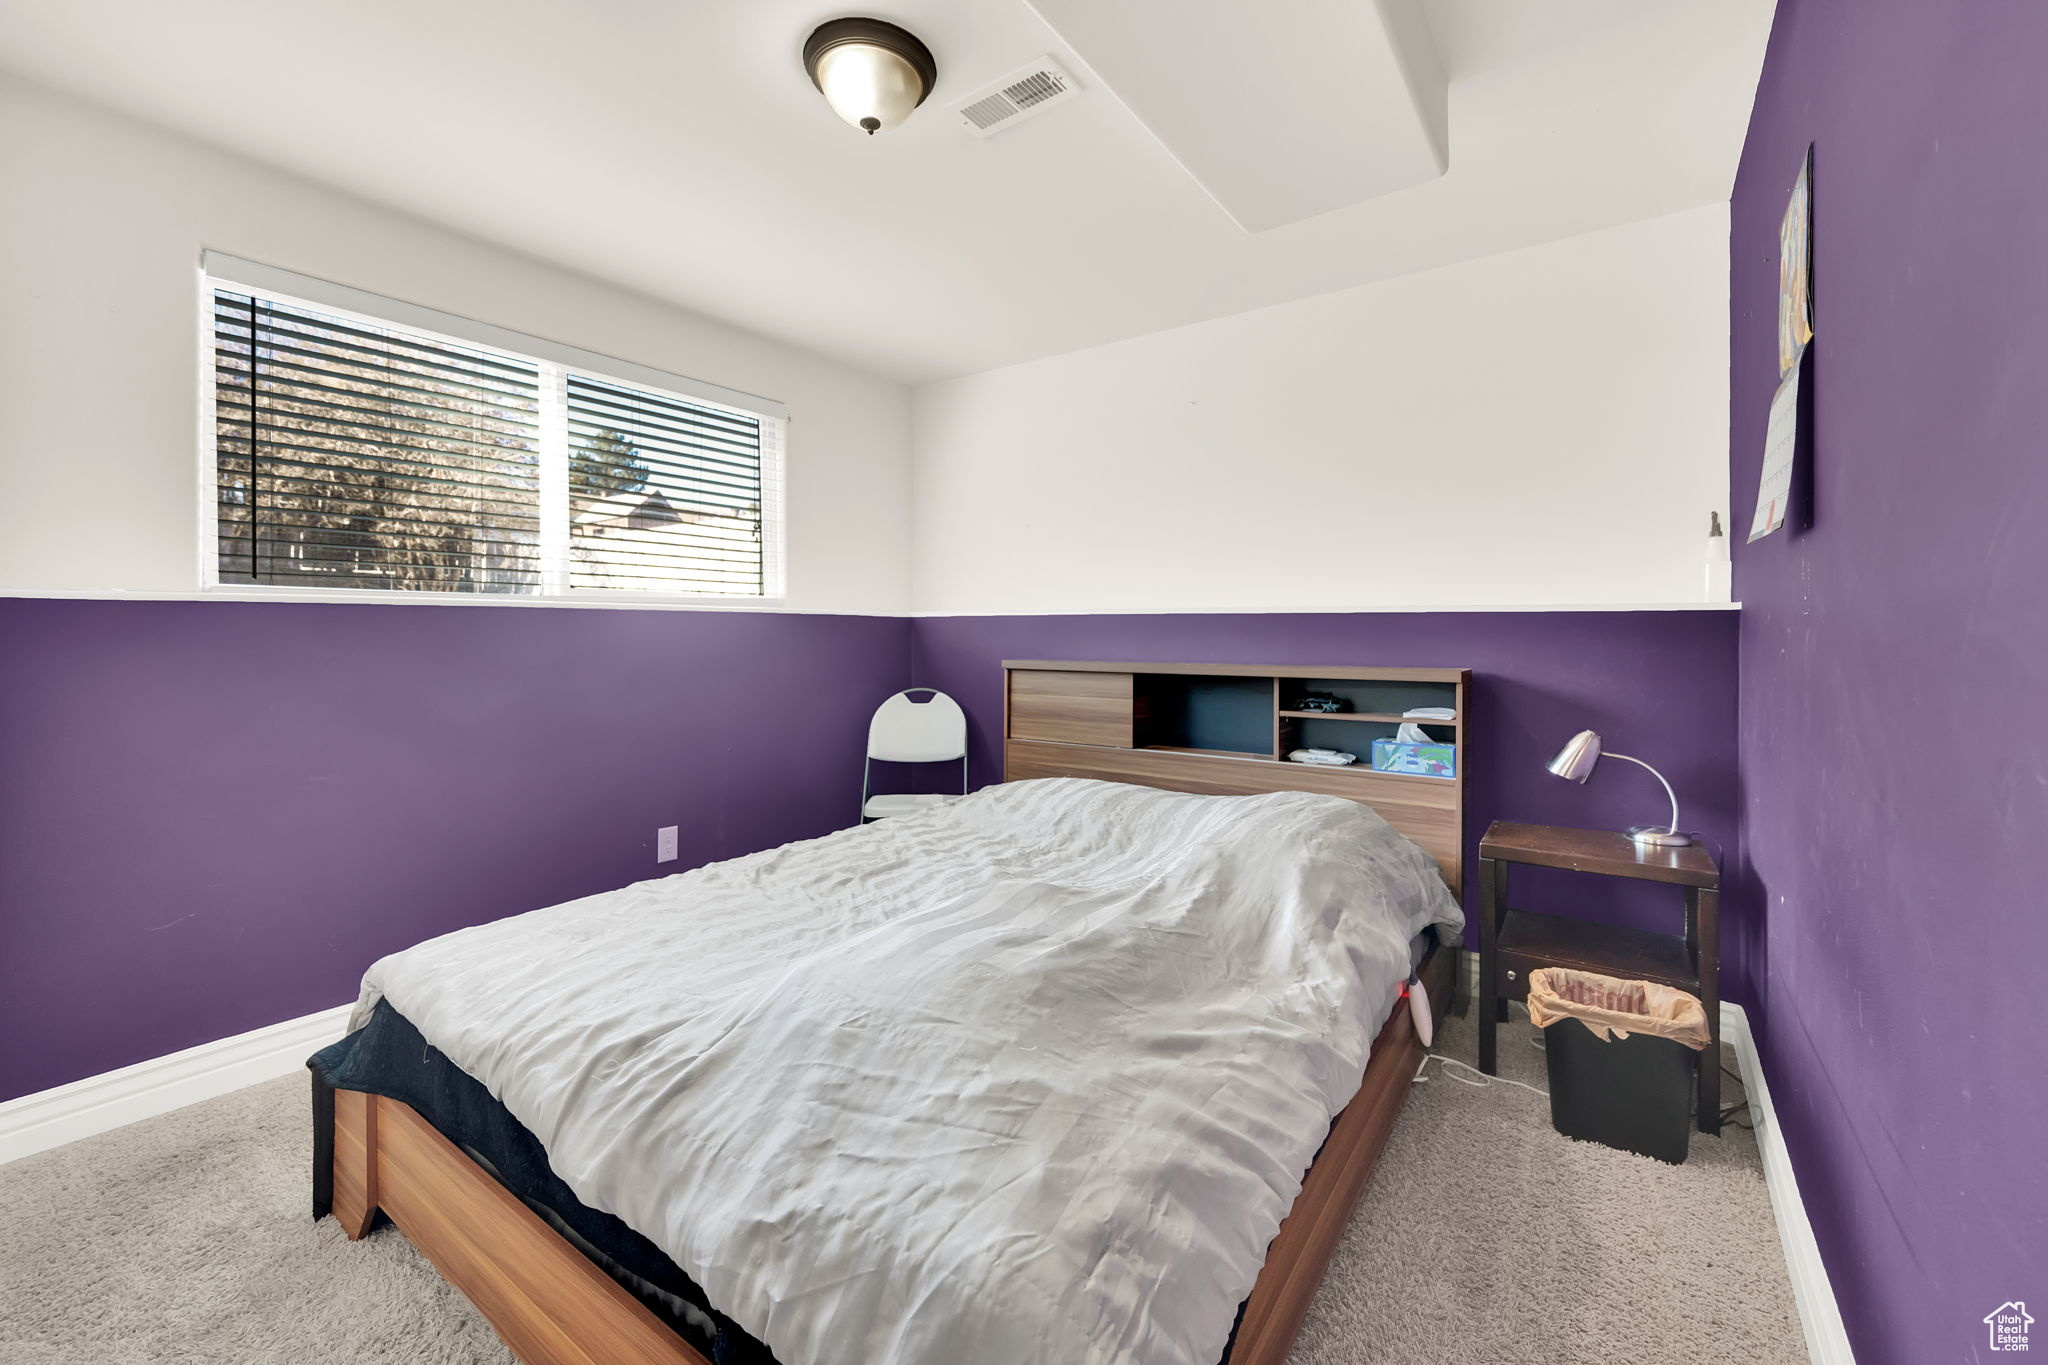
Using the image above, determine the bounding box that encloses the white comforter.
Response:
[353,777,1462,1365]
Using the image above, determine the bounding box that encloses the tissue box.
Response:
[1371,739,1457,779]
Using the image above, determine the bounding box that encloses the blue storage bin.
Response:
[1371,738,1457,778]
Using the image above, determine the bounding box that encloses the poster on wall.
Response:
[1755,145,1813,541]
[1778,145,1814,377]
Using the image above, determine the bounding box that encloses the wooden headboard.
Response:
[1001,661,1470,895]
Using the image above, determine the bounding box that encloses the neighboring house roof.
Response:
[576,490,684,532]
[575,489,754,538]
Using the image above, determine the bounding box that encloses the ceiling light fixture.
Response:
[803,18,937,136]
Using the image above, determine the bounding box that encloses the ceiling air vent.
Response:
[950,57,1081,139]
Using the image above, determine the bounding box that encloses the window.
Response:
[204,255,785,600]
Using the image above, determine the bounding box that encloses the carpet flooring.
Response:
[0,1005,1804,1364]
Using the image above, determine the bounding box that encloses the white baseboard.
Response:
[0,1003,353,1166]
[1721,1002,1855,1365]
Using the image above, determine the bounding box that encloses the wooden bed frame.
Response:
[322,659,1470,1365]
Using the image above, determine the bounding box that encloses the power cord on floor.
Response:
[1418,1049,1758,1135]
[1439,1025,1749,1119]
[1717,1062,1755,1129]
[1412,1052,1549,1098]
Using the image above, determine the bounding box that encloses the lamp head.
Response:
[1547,729,1603,783]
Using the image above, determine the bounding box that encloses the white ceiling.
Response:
[1024,0,1448,233]
[0,1,1774,383]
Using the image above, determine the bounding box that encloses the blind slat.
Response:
[217,426,542,493]
[230,521,544,552]
[577,484,760,521]
[229,333,542,407]
[571,434,763,481]
[216,370,540,438]
[570,520,762,548]
[566,540,759,565]
[567,375,760,431]
[217,302,544,385]
[233,349,542,415]
[566,398,759,449]
[230,496,541,534]
[217,381,540,444]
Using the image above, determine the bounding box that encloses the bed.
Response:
[313,683,1469,1365]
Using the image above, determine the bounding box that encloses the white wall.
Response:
[909,204,1731,614]
[0,72,1730,619]
[0,76,911,616]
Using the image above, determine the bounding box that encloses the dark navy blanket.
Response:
[309,1001,779,1365]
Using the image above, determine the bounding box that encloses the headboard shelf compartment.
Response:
[1002,661,1471,894]
[1133,672,1277,759]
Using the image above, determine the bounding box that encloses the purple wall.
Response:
[910,611,1747,999]
[1730,3,2048,1359]
[0,598,909,1103]
[3,601,1739,1107]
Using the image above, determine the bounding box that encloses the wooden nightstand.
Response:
[1477,820,1722,1135]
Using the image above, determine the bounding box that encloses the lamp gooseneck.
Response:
[1602,751,1686,844]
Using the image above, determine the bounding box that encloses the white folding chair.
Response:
[860,688,968,822]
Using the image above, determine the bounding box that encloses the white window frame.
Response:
[197,252,787,606]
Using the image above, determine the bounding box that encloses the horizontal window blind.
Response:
[567,376,766,595]
[214,290,544,592]
[207,269,782,599]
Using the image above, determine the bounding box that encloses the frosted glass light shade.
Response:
[803,19,936,136]
[816,43,922,134]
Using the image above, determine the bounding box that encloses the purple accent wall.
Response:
[3,599,1740,1107]
[0,598,908,1103]
[1731,3,2048,1359]
[909,611,1747,998]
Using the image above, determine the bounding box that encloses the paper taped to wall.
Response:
[1749,362,1800,542]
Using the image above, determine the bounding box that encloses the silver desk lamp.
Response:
[1546,730,1694,848]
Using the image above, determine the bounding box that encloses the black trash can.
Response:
[1544,1019,1695,1164]
[1527,967,1709,1166]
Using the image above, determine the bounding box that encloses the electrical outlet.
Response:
[656,826,679,863]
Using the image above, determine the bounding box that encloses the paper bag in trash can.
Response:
[1525,967,1711,1050]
